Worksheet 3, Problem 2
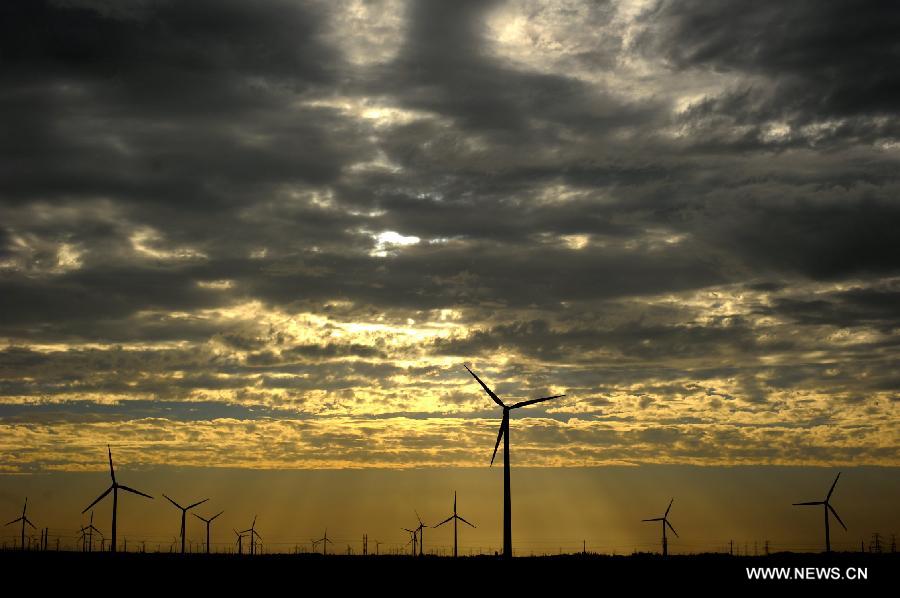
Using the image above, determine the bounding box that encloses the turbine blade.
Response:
[118,485,152,499]
[665,498,674,517]
[509,395,565,409]
[642,518,664,522]
[24,517,36,529]
[415,509,423,525]
[82,486,113,513]
[433,516,453,528]
[186,498,209,510]
[5,517,23,526]
[792,501,824,506]
[457,515,476,528]
[826,472,841,501]
[163,494,182,509]
[107,445,116,483]
[666,520,679,538]
[828,504,847,531]
[490,414,507,466]
[464,365,505,407]
[193,513,207,522]
[210,511,224,521]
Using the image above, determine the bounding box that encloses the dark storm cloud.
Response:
[1,0,899,468]
[640,0,900,122]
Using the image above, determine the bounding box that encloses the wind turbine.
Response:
[434,491,476,558]
[193,510,224,554]
[82,445,153,553]
[239,516,262,555]
[80,511,103,552]
[5,498,36,551]
[464,364,565,558]
[162,494,208,554]
[402,527,417,556]
[233,529,245,555]
[414,510,428,556]
[793,472,847,553]
[311,529,333,556]
[642,498,678,556]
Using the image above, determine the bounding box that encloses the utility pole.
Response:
[764,540,769,556]
[729,539,733,556]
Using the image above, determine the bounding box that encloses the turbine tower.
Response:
[642,498,679,556]
[312,529,333,555]
[464,364,565,558]
[193,510,224,554]
[434,491,476,558]
[82,445,153,553]
[793,472,847,553]
[5,498,36,551]
[162,494,209,554]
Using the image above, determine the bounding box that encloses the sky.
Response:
[1,0,898,552]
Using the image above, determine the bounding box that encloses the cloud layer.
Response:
[1,0,898,471]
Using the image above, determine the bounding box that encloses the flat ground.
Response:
[1,551,894,591]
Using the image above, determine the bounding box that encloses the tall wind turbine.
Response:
[434,491,476,558]
[793,472,847,553]
[642,498,678,556]
[239,516,262,555]
[464,364,565,558]
[312,529,332,555]
[163,494,209,554]
[82,445,153,553]
[193,510,224,554]
[5,498,36,551]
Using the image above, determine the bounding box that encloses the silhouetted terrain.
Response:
[2,551,894,590]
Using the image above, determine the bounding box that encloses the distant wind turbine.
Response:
[79,510,103,552]
[434,491,476,558]
[402,527,417,557]
[464,364,565,558]
[193,510,224,554]
[233,529,245,555]
[163,494,209,554]
[312,529,333,556]
[239,516,262,555]
[414,510,428,556]
[793,472,847,553]
[82,445,153,553]
[5,498,36,551]
[642,498,678,556]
